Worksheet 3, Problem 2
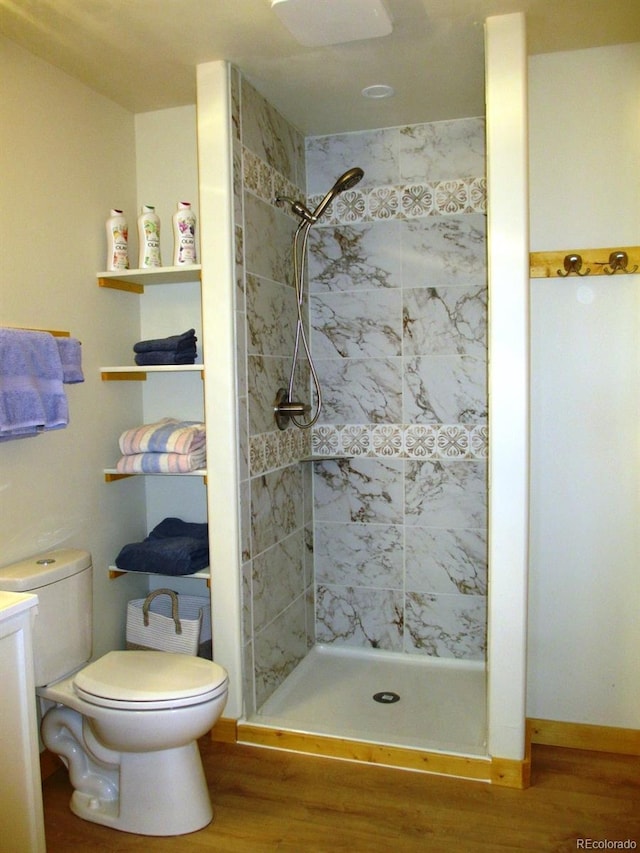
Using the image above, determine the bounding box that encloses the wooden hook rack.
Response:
[530,246,640,278]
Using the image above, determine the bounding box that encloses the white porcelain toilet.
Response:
[0,549,228,836]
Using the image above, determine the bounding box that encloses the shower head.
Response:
[275,167,364,225]
[310,167,364,222]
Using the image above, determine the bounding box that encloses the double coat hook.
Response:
[558,254,590,277]
[603,251,638,275]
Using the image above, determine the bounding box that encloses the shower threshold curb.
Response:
[236,722,529,788]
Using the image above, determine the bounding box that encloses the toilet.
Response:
[0,549,228,837]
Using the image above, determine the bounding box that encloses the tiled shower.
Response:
[233,67,488,736]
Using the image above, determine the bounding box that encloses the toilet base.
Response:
[69,741,213,836]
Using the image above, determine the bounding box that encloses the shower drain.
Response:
[373,691,400,704]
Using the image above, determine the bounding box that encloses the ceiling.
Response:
[1,0,638,135]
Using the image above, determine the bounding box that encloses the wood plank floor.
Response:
[42,741,640,852]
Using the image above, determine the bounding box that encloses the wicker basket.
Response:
[126,588,211,658]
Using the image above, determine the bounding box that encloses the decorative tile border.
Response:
[249,423,487,476]
[243,145,486,224]
[312,424,488,460]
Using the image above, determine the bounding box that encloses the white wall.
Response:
[527,43,640,727]
[0,37,149,656]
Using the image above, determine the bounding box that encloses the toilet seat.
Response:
[73,650,228,711]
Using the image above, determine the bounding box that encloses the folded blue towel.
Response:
[133,329,197,353]
[55,337,84,383]
[134,348,197,366]
[115,517,209,576]
[0,328,68,440]
[149,517,208,541]
[115,538,209,576]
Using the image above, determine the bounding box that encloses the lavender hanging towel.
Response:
[0,328,68,440]
[55,337,84,383]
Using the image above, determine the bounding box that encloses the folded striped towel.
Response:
[115,445,206,474]
[119,418,205,456]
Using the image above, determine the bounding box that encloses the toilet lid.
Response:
[73,650,228,709]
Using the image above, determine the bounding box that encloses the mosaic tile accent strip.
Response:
[250,427,312,476]
[243,145,486,224]
[248,424,487,475]
[312,424,487,462]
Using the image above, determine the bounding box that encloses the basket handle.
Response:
[142,588,182,635]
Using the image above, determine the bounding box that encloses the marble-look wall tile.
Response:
[251,465,303,556]
[311,289,402,359]
[404,592,486,659]
[242,639,256,717]
[308,223,402,292]
[405,527,487,596]
[247,354,291,436]
[239,479,251,563]
[318,357,403,423]
[241,78,305,187]
[403,286,487,357]
[246,273,297,357]
[314,458,404,525]
[314,521,403,589]
[306,128,400,194]
[405,460,487,529]
[243,193,296,284]
[254,595,308,707]
[230,65,241,143]
[400,215,487,289]
[252,530,306,634]
[399,119,486,182]
[316,584,404,651]
[404,355,487,424]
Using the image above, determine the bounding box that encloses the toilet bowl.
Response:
[39,651,228,836]
[0,549,229,837]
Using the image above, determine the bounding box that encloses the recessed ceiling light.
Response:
[361,84,395,99]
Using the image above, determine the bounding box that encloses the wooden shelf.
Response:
[104,468,207,481]
[98,265,201,292]
[101,365,204,380]
[109,565,210,585]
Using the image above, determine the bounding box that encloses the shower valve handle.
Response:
[274,388,310,430]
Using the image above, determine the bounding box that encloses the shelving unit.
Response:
[99,263,209,584]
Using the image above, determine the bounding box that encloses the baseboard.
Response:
[210,716,238,743]
[236,722,529,788]
[528,718,640,756]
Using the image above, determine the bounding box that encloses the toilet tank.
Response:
[0,549,92,686]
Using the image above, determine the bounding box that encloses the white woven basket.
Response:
[126,588,211,657]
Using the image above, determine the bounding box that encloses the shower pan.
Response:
[273,167,364,430]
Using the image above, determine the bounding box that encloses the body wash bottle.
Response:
[137,205,162,268]
[105,209,129,270]
[172,201,197,265]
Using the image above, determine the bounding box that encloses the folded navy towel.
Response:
[133,329,197,353]
[134,348,197,366]
[149,517,208,541]
[115,538,209,576]
[115,517,209,576]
